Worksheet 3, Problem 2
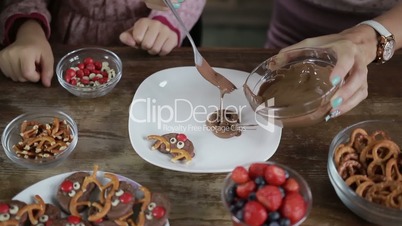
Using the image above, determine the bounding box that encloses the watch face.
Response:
[383,39,395,61]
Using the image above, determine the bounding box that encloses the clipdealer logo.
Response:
[130,97,277,133]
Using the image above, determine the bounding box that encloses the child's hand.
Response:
[0,20,54,87]
[119,18,179,56]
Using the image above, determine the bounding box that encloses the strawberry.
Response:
[264,165,286,186]
[231,166,250,184]
[280,192,307,224]
[256,185,282,211]
[283,178,300,193]
[243,201,267,226]
[248,163,268,179]
[236,181,256,199]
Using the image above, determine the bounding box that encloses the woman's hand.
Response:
[142,0,184,10]
[0,20,54,87]
[119,18,179,56]
[280,25,378,119]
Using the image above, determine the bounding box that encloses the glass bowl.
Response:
[244,47,340,127]
[56,47,122,98]
[327,120,402,226]
[221,161,312,226]
[1,110,78,169]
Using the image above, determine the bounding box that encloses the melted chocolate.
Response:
[206,110,241,138]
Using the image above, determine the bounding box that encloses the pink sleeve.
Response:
[149,0,206,46]
[0,0,51,46]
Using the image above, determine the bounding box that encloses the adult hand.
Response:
[119,18,179,56]
[279,25,378,119]
[143,0,184,10]
[0,20,54,87]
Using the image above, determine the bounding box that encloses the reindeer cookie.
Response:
[147,133,195,163]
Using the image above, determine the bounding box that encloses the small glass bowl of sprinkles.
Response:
[56,47,122,98]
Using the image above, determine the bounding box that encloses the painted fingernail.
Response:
[173,3,181,8]
[325,109,341,122]
[331,75,341,86]
[331,97,343,108]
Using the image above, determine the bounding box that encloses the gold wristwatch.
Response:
[359,20,396,64]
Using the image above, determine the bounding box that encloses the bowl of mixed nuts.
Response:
[56,47,122,98]
[1,110,78,169]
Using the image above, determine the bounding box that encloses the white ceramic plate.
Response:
[128,67,282,173]
[13,172,170,226]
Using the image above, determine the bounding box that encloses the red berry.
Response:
[283,178,300,193]
[152,206,166,219]
[256,185,282,211]
[236,180,256,199]
[243,201,267,226]
[264,165,286,186]
[281,192,307,224]
[99,77,108,84]
[231,166,250,184]
[81,77,90,85]
[83,69,90,76]
[176,133,187,142]
[249,163,268,179]
[64,68,76,82]
[70,78,77,86]
[83,57,94,65]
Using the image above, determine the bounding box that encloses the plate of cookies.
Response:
[128,67,282,173]
[9,165,170,226]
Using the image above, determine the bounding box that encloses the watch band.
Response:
[358,20,392,37]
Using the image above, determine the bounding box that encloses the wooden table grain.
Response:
[1,46,401,226]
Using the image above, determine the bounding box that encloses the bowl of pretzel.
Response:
[328,120,402,225]
[1,110,78,169]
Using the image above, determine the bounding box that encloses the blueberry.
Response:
[278,186,285,197]
[235,209,244,221]
[268,211,281,222]
[226,184,237,203]
[229,204,237,214]
[248,192,257,201]
[255,176,266,186]
[279,218,291,226]
[235,199,247,209]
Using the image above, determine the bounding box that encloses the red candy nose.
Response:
[60,180,74,192]
[67,215,81,224]
[0,203,9,213]
[119,192,133,204]
[152,206,166,219]
[176,134,187,142]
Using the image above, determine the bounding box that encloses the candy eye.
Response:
[68,190,76,197]
[147,202,156,211]
[115,189,124,197]
[73,182,81,190]
[0,213,10,221]
[9,205,19,215]
[169,137,177,144]
[145,212,153,220]
[39,215,49,222]
[177,141,185,149]
[111,199,120,207]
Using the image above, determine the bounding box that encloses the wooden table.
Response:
[1,46,401,226]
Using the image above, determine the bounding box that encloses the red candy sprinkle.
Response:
[119,192,133,204]
[176,134,187,142]
[60,180,74,192]
[152,206,166,219]
[0,203,9,213]
[67,215,81,224]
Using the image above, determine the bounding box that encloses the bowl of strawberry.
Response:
[221,162,312,226]
[56,47,122,98]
